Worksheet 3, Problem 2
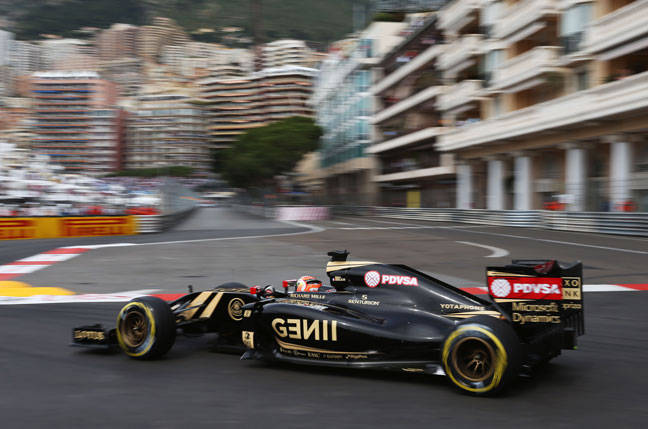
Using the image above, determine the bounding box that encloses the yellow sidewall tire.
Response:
[115,296,176,360]
[116,302,157,357]
[442,317,520,396]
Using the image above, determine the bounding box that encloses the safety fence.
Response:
[233,204,331,221]
[359,207,648,237]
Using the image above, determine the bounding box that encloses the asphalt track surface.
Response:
[2,207,648,428]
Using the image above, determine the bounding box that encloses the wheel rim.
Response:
[451,337,495,382]
[120,309,149,348]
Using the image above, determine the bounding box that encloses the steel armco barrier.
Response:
[371,208,541,227]
[234,204,647,237]
[134,207,196,234]
[542,211,648,236]
[369,207,648,237]
[135,215,162,233]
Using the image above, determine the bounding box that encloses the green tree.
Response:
[220,116,322,189]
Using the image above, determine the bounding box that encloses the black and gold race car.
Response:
[72,250,584,395]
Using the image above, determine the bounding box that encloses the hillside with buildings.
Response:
[3,0,364,46]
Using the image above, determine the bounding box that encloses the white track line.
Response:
[19,253,80,262]
[445,228,648,255]
[0,264,51,274]
[132,220,324,247]
[0,289,159,305]
[326,220,357,226]
[456,241,509,258]
[0,222,323,282]
[340,217,427,227]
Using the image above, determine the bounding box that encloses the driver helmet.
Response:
[296,275,322,292]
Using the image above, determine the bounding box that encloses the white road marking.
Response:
[335,225,489,231]
[80,243,138,249]
[0,289,159,305]
[582,284,636,292]
[131,220,325,247]
[456,241,510,258]
[340,217,426,227]
[447,228,648,255]
[0,264,51,274]
[326,220,356,226]
[19,254,79,262]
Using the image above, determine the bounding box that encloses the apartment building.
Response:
[435,0,648,212]
[0,97,34,148]
[99,58,144,97]
[96,23,140,61]
[0,30,11,66]
[259,66,314,122]
[40,39,96,70]
[314,21,408,205]
[29,71,124,175]
[9,40,45,77]
[138,17,191,62]
[199,75,264,149]
[161,44,253,78]
[126,89,211,173]
[369,14,454,207]
[260,40,313,69]
[198,65,315,150]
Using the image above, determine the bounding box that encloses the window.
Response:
[560,2,593,54]
[493,95,503,118]
[576,69,589,91]
[482,49,503,85]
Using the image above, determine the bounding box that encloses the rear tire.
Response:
[116,296,176,359]
[442,316,521,396]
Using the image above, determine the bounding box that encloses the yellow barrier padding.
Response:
[0,286,76,297]
[0,280,75,297]
[0,216,137,240]
[0,281,33,288]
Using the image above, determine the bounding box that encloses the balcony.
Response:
[374,165,455,183]
[438,80,483,112]
[439,34,483,73]
[493,0,559,40]
[371,45,444,95]
[583,0,648,54]
[437,71,648,151]
[373,86,444,124]
[491,46,561,89]
[438,0,481,33]
[369,127,444,154]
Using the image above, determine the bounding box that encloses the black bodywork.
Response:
[73,250,584,379]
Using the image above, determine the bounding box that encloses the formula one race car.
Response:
[72,250,584,395]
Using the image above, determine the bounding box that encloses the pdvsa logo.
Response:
[490,278,511,297]
[364,271,380,288]
[364,271,419,287]
[488,277,563,300]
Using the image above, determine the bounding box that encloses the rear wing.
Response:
[487,260,584,347]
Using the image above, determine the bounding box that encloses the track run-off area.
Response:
[1,207,647,428]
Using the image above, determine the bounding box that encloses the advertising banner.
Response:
[0,216,136,240]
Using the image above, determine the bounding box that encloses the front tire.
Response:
[442,316,521,395]
[116,296,176,359]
